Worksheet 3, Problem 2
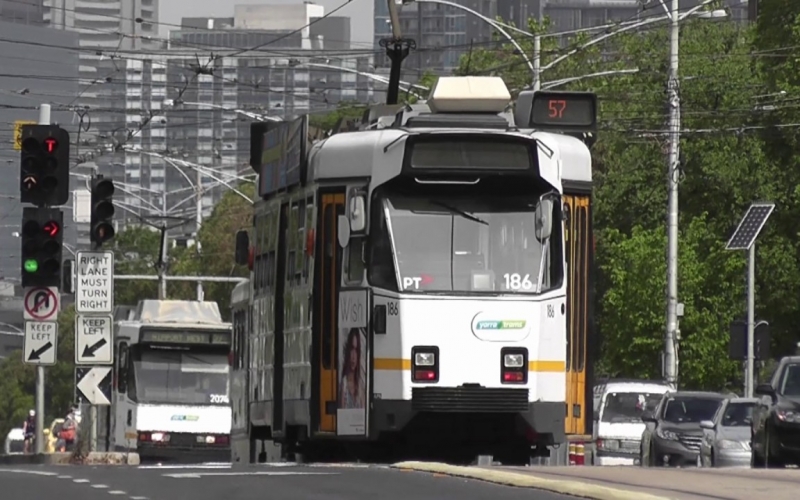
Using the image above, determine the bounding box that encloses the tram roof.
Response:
[308,127,592,184]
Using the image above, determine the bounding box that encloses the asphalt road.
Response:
[0,463,581,500]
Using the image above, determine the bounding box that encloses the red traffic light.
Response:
[44,137,58,154]
[43,220,60,237]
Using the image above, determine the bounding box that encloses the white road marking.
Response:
[139,464,231,470]
[0,469,58,476]
[164,471,339,479]
[58,475,72,479]
[92,484,109,489]
[107,490,126,495]
[74,479,90,483]
[130,497,148,500]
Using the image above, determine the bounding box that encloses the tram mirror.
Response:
[350,195,366,232]
[535,198,553,241]
[338,215,351,248]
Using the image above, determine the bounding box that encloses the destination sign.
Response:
[141,330,231,346]
[407,136,533,171]
[529,91,597,130]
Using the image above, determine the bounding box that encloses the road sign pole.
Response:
[34,103,50,456]
[746,242,756,398]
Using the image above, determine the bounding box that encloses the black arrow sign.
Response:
[28,341,53,361]
[82,338,107,358]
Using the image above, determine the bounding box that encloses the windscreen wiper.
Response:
[430,200,488,225]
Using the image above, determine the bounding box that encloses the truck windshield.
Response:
[134,350,229,406]
[662,397,721,424]
[375,194,559,294]
[601,392,663,423]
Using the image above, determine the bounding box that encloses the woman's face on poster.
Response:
[348,333,359,372]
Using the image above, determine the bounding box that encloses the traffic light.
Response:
[20,207,63,288]
[90,175,115,247]
[19,125,70,206]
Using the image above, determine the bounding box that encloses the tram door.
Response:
[563,194,591,435]
[316,192,345,433]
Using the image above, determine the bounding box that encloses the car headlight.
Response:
[503,353,524,368]
[414,352,435,367]
[776,409,800,423]
[657,428,678,441]
[717,439,745,450]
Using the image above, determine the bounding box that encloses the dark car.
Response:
[639,391,727,467]
[751,356,800,467]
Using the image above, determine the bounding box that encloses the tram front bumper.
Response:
[372,388,565,444]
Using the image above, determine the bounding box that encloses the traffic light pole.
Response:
[34,103,50,455]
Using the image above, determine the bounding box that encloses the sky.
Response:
[159,0,374,48]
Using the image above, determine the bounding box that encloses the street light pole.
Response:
[664,0,681,389]
[195,167,204,301]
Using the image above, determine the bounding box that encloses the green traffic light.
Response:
[23,259,38,273]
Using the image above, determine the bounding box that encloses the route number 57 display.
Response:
[503,273,534,291]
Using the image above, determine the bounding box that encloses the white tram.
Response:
[230,76,596,464]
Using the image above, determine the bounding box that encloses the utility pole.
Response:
[195,167,204,301]
[663,0,681,390]
[532,34,541,91]
[157,224,168,300]
[33,103,50,454]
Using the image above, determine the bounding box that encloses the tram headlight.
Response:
[414,352,435,367]
[504,353,524,368]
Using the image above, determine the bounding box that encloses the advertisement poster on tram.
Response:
[337,289,369,436]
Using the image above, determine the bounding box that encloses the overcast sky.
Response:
[159,0,374,47]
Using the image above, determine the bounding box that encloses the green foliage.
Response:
[459,15,800,390]
[308,101,368,132]
[171,183,254,320]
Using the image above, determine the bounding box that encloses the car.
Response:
[593,380,670,465]
[640,391,727,467]
[697,397,756,467]
[3,428,24,455]
[751,356,800,467]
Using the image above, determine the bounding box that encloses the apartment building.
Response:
[121,4,373,235]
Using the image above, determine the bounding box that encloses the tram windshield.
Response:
[133,349,230,406]
[370,194,560,294]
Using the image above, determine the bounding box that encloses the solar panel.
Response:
[725,203,775,251]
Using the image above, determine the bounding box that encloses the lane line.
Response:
[107,490,126,495]
[92,484,109,489]
[164,471,339,478]
[0,469,58,476]
[74,479,90,483]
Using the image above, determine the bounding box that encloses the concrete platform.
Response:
[0,452,140,466]
[393,462,800,500]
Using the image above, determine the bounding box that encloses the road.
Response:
[0,463,580,500]
[486,464,800,500]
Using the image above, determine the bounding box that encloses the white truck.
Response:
[108,300,232,462]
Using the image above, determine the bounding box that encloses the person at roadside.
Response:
[22,410,36,454]
[56,407,80,452]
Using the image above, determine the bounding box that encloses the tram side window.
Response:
[303,198,314,280]
[117,343,129,393]
[346,237,365,284]
[367,199,398,291]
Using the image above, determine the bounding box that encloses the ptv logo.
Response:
[402,274,434,290]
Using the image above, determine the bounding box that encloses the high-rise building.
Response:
[120,5,374,235]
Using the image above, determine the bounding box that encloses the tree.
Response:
[112,225,162,306]
[170,183,255,319]
[457,17,799,389]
